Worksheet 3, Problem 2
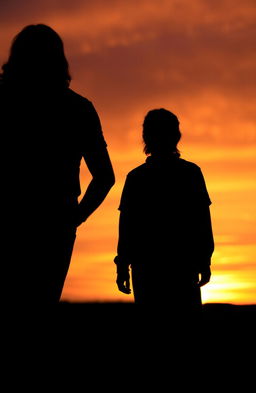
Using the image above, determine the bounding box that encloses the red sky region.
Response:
[0,0,255,303]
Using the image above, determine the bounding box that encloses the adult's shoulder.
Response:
[64,88,101,123]
[65,88,92,108]
[0,80,7,97]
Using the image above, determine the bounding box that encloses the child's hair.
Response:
[143,108,181,156]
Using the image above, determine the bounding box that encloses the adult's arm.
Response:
[76,147,115,226]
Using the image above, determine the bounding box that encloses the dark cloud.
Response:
[0,0,88,23]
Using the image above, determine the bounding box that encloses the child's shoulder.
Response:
[178,158,201,171]
[127,163,148,178]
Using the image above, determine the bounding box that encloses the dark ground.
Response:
[55,302,256,347]
[59,301,256,313]
[57,301,256,324]
[2,302,254,368]
[54,302,256,345]
[1,303,253,388]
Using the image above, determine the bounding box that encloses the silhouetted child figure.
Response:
[115,109,214,312]
[0,25,115,304]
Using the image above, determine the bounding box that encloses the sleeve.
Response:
[118,174,134,211]
[116,176,135,265]
[81,100,107,155]
[192,167,214,266]
[194,167,212,206]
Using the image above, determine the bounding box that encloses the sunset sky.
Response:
[1,0,255,304]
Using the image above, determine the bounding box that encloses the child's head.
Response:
[143,108,181,156]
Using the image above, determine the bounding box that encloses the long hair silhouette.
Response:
[0,24,71,88]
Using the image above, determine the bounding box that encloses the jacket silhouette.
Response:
[1,24,115,304]
[115,109,214,311]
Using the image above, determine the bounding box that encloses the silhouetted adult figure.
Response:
[0,24,115,304]
[115,109,214,312]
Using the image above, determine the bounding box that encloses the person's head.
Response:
[143,108,181,157]
[0,24,71,88]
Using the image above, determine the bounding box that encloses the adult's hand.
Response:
[198,266,211,287]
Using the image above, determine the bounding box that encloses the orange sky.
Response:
[1,0,255,304]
